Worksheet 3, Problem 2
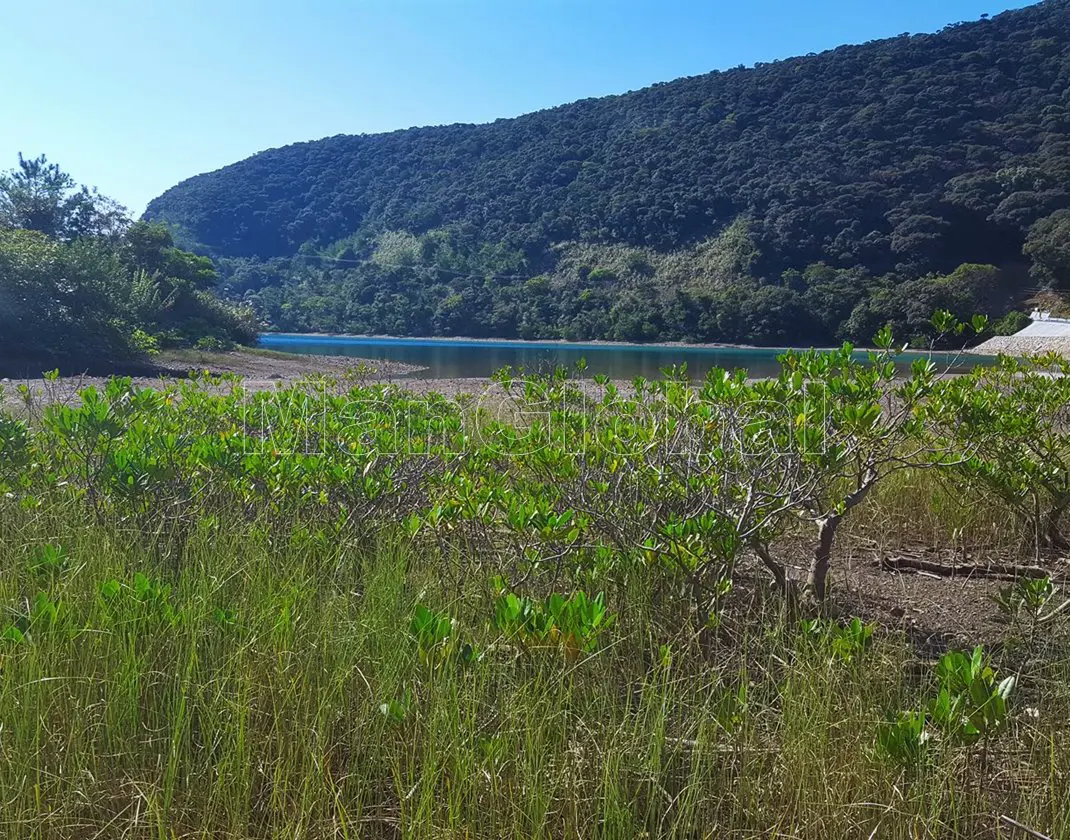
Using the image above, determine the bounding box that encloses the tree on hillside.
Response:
[122,220,257,346]
[141,0,1070,344]
[125,221,219,289]
[0,153,128,240]
[0,155,256,367]
[1025,210,1070,290]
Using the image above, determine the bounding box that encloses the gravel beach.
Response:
[967,335,1070,357]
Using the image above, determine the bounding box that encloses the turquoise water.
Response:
[258,334,991,380]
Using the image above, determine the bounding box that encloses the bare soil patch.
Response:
[0,348,425,412]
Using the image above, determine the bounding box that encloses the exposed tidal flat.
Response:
[0,347,422,413]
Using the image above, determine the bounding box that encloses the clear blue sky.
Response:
[1,0,1030,215]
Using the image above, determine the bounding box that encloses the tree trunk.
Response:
[805,516,839,604]
[691,575,713,658]
[751,540,787,591]
[1043,503,1070,550]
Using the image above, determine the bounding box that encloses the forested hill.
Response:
[146,1,1070,346]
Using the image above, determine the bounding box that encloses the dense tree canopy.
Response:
[0,157,255,367]
[147,1,1070,345]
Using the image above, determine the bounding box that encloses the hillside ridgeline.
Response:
[147,1,1070,346]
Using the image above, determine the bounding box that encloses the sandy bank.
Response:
[0,348,426,413]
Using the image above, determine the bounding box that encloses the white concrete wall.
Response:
[1017,319,1070,338]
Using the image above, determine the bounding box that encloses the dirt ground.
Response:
[744,536,1070,651]
[0,348,430,412]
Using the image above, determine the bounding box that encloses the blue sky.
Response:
[1,0,1029,214]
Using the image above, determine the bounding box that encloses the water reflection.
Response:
[258,334,989,380]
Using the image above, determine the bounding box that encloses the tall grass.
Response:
[2,501,1067,839]
[858,467,1023,554]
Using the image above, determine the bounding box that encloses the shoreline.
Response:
[156,347,425,379]
[0,347,424,382]
[260,331,1012,359]
[259,331,851,353]
[0,348,429,413]
[2,338,1006,412]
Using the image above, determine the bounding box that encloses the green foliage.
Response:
[0,153,127,241]
[1024,209,1070,289]
[802,617,875,664]
[193,335,233,352]
[878,645,1015,771]
[409,604,482,671]
[129,328,160,356]
[743,329,973,600]
[993,577,1058,621]
[0,228,132,361]
[928,355,1070,547]
[991,575,1067,644]
[0,330,982,612]
[411,604,455,667]
[148,3,1070,344]
[29,591,63,632]
[0,156,256,365]
[100,571,182,627]
[0,623,25,644]
[991,310,1031,336]
[1,351,1070,836]
[876,710,930,767]
[378,689,412,723]
[0,413,30,489]
[493,586,612,658]
[492,591,554,641]
[121,221,257,347]
[28,544,68,577]
[1,590,66,643]
[928,646,1015,745]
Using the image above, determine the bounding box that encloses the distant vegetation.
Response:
[0,154,255,369]
[146,1,1070,344]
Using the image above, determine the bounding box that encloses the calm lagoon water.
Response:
[258,334,991,380]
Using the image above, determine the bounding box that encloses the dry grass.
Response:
[1,498,1068,839]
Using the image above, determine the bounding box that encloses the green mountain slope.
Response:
[145,1,1070,345]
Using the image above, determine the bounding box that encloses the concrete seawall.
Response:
[970,313,1070,357]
